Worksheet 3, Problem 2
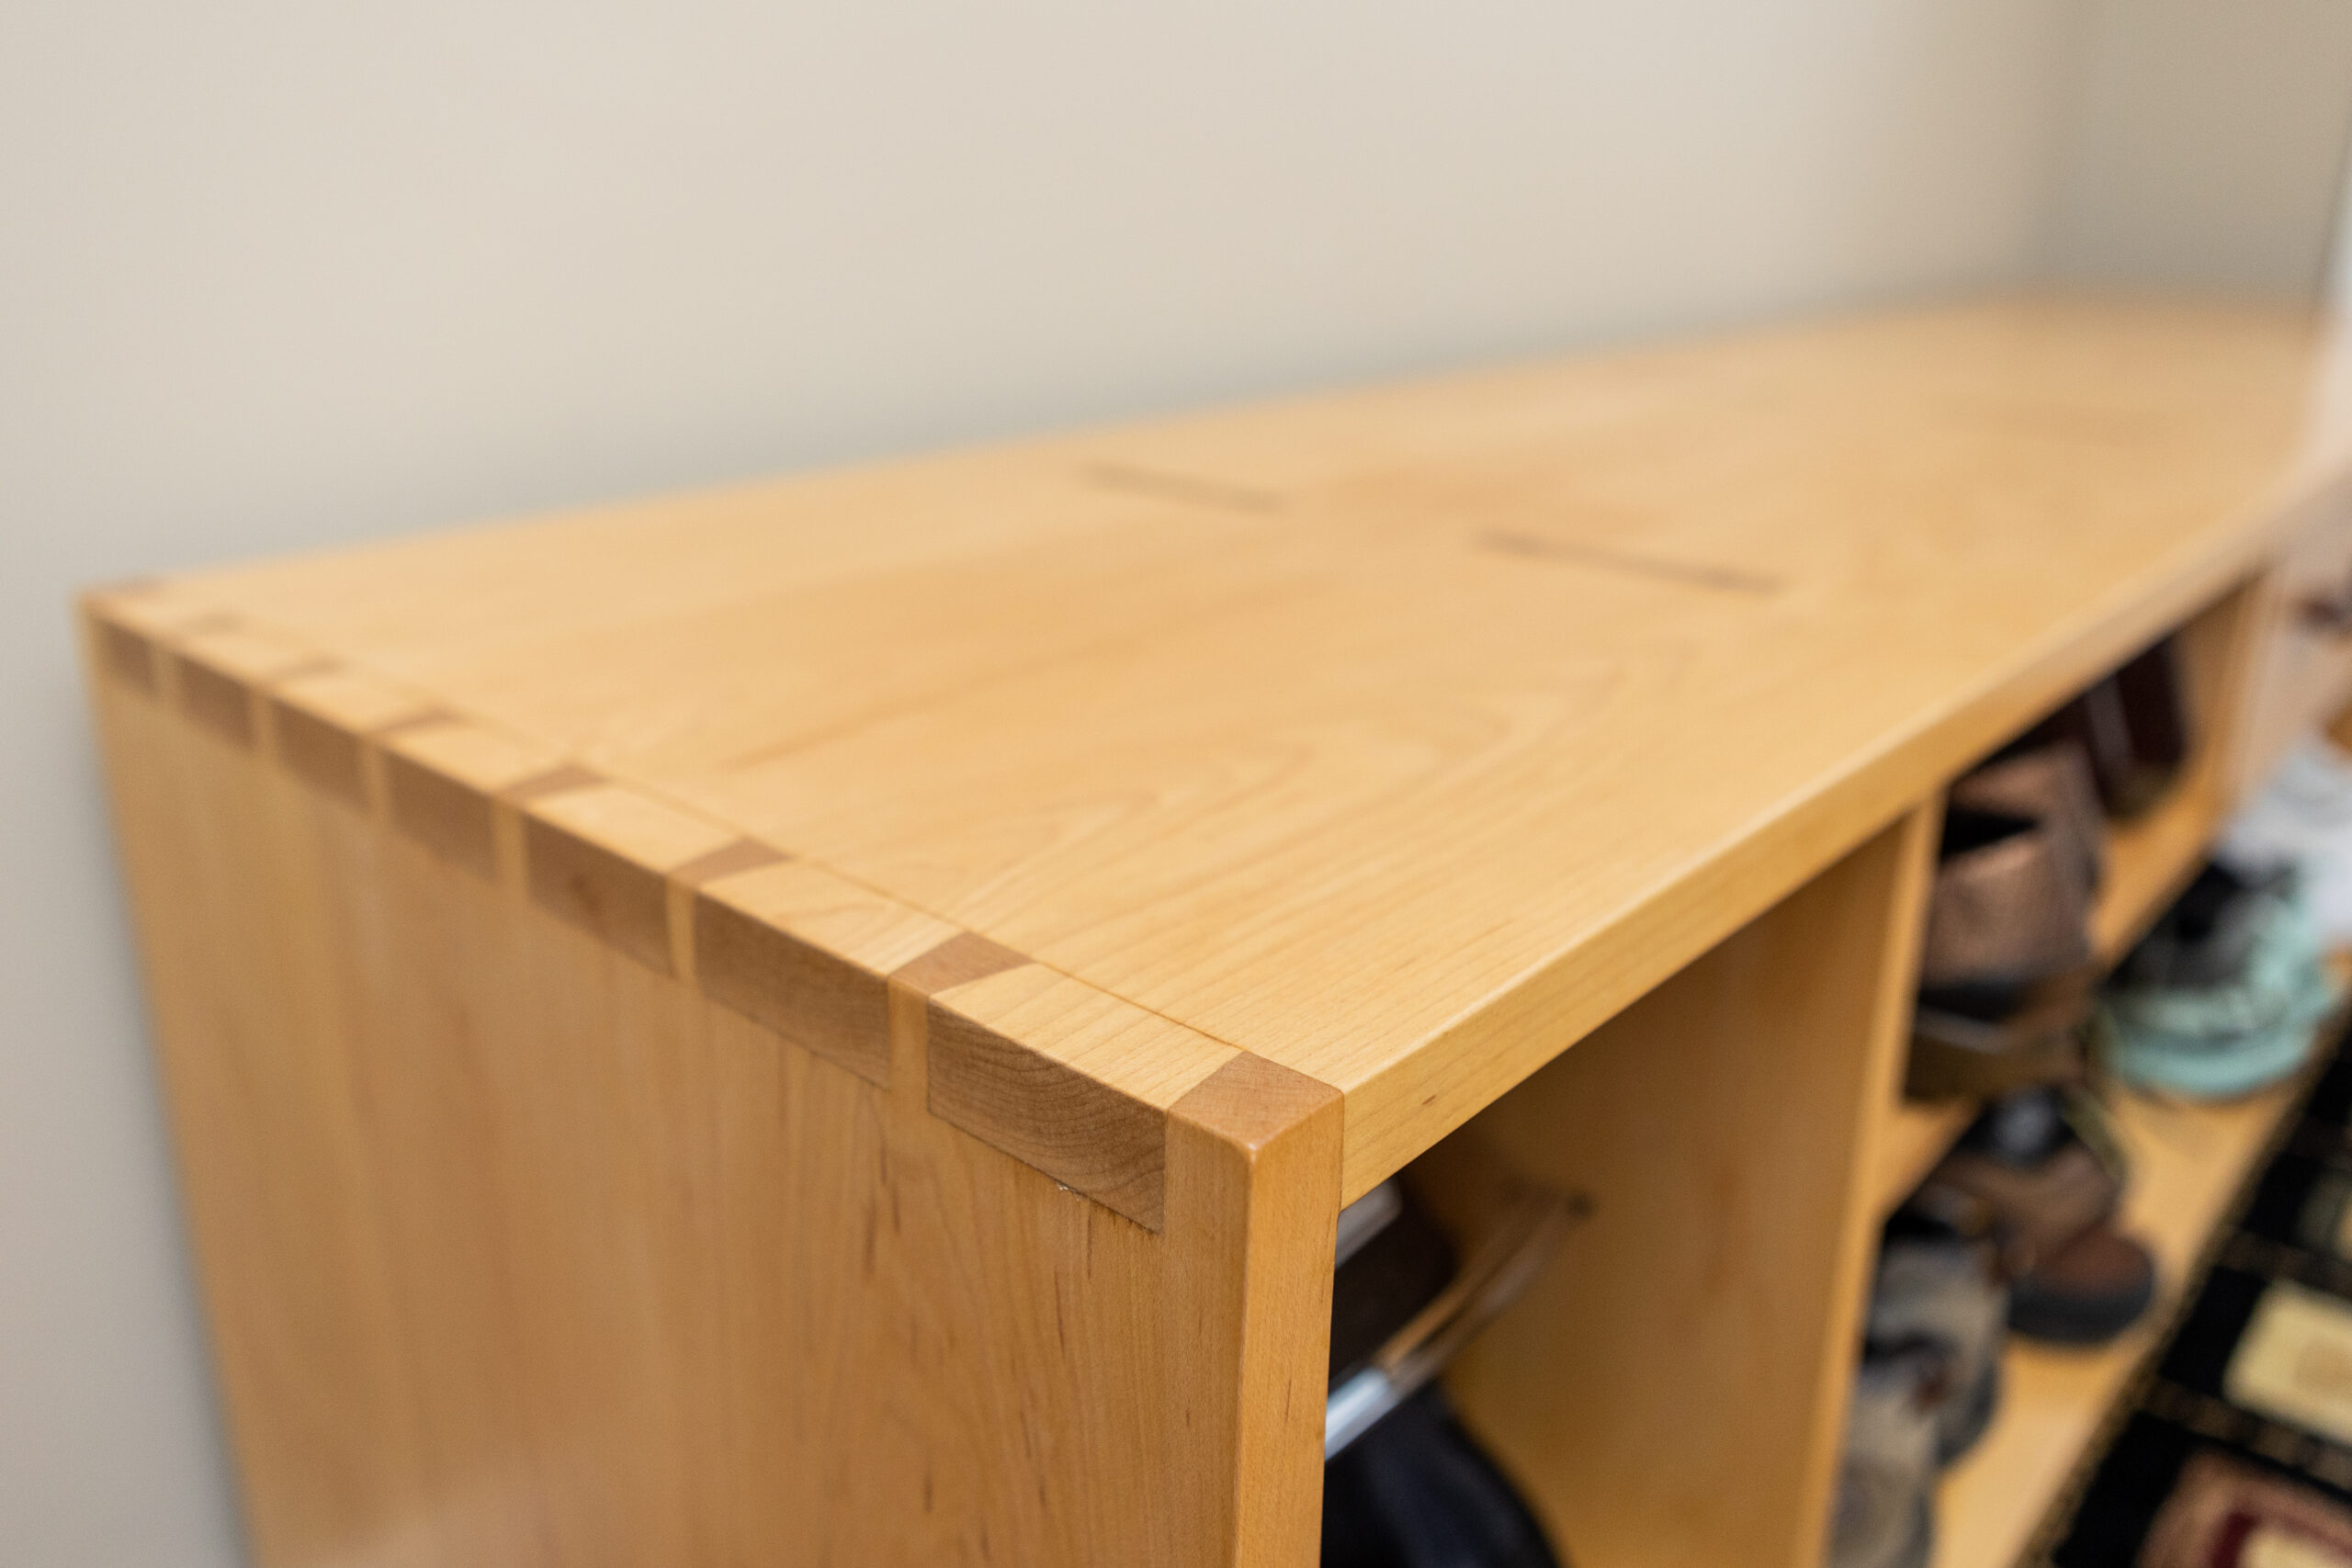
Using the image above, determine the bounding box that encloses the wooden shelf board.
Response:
[2090,784,2226,969]
[1928,1078,2304,1568]
[107,299,2332,1205]
[1875,1100,1977,1216]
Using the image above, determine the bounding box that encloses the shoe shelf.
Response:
[1876,1100,1979,1216]
[1928,1079,2304,1568]
[1873,583,2264,1222]
[78,299,2352,1568]
[2087,777,2229,968]
[1871,776,2231,1223]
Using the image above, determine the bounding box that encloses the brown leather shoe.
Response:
[1949,739,2105,896]
[1907,981,2091,1100]
[1918,807,2096,1010]
[1908,1089,2157,1346]
[2025,637,2192,822]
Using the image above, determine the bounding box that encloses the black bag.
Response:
[1321,1385,1562,1568]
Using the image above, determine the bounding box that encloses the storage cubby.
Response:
[1383,571,2311,1568]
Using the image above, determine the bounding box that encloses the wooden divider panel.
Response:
[1428,806,1939,1568]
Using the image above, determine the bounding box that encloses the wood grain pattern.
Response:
[927,963,1240,1232]
[1166,1055,1344,1566]
[689,860,937,1085]
[87,630,1348,1568]
[124,298,2351,1199]
[380,721,568,879]
[892,930,1033,996]
[520,784,736,976]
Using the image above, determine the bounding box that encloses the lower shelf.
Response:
[1877,1100,1976,1217]
[1926,1078,2306,1568]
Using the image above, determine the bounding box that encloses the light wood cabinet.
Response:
[82,298,2352,1567]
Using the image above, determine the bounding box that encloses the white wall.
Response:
[0,3,2290,1562]
[2046,0,2352,295]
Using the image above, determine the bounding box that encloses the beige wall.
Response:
[2046,0,2352,296]
[1,4,2342,1564]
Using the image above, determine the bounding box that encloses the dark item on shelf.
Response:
[1907,978,2091,1100]
[2052,1414,2203,1567]
[2138,1450,2352,1567]
[2011,1222,2162,1346]
[1321,1384,1562,1568]
[1951,738,2106,896]
[2237,1150,2352,1258]
[1826,1348,1939,1568]
[2026,637,2192,821]
[1910,1089,2157,1346]
[1330,1183,1459,1389]
[2099,861,2338,1100]
[2117,862,2299,992]
[1325,1184,1586,1459]
[1917,805,2097,1010]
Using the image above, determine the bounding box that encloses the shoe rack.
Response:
[1411,570,2348,1568]
[74,299,2352,1568]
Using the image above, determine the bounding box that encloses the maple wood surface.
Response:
[89,647,1343,1568]
[91,299,2352,1205]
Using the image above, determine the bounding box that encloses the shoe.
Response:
[1325,1180,1581,1459]
[2138,1450,2352,1567]
[1321,1179,1580,1567]
[1868,1225,2008,1464]
[2098,863,2340,1100]
[1912,1089,2158,1346]
[1827,1351,1938,1568]
[2028,637,2191,821]
[2007,1223,2159,1346]
[1950,738,2106,896]
[1908,981,2090,1100]
[1918,806,2097,1013]
[2221,735,2352,948]
[1321,1384,1563,1568]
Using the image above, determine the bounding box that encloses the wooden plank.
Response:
[121,299,2341,1192]
[691,859,951,1086]
[925,964,1239,1232]
[1166,1055,1344,1566]
[520,784,738,976]
[1876,1100,1978,1216]
[87,650,1345,1568]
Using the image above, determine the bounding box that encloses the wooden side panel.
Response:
[1430,806,1939,1568]
[89,627,435,1566]
[1169,1057,1344,1568]
[86,621,1343,1568]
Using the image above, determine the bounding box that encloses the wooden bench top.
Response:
[91,296,2350,1201]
